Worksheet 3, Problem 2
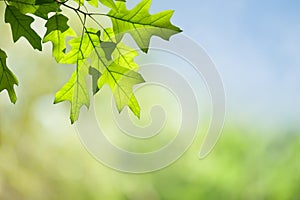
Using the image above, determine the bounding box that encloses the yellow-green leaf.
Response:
[54,61,90,124]
[98,64,144,118]
[108,0,182,52]
[60,28,100,64]
[43,14,76,62]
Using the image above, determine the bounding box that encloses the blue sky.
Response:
[148,0,300,129]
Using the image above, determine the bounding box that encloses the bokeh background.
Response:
[1,0,300,199]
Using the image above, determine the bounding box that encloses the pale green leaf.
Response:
[44,28,76,62]
[108,0,182,52]
[60,28,100,64]
[91,39,144,118]
[54,60,90,124]
[98,64,144,118]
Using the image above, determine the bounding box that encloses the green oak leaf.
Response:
[102,28,138,70]
[43,14,76,62]
[5,5,42,51]
[43,29,76,62]
[34,2,60,19]
[54,60,90,124]
[60,28,100,64]
[108,0,182,52]
[0,49,18,104]
[98,65,144,118]
[45,14,69,35]
[90,38,144,117]
[7,0,37,14]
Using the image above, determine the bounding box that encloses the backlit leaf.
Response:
[54,60,90,124]
[108,0,182,52]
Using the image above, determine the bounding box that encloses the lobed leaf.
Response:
[0,49,18,104]
[108,0,182,53]
[5,5,42,51]
[43,14,77,62]
[90,36,144,118]
[98,64,144,118]
[54,60,90,124]
[60,29,100,64]
[34,2,60,20]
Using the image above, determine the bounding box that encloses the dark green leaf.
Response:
[45,14,69,35]
[5,5,42,51]
[34,3,60,19]
[0,49,18,104]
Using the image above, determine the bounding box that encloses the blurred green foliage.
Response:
[1,115,300,200]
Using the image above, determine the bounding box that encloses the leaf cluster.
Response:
[0,0,182,123]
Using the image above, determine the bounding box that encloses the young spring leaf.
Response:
[98,65,144,118]
[54,60,90,124]
[5,5,42,51]
[60,29,100,64]
[54,29,100,123]
[0,49,18,104]
[108,0,182,52]
[43,14,76,62]
[90,34,144,118]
